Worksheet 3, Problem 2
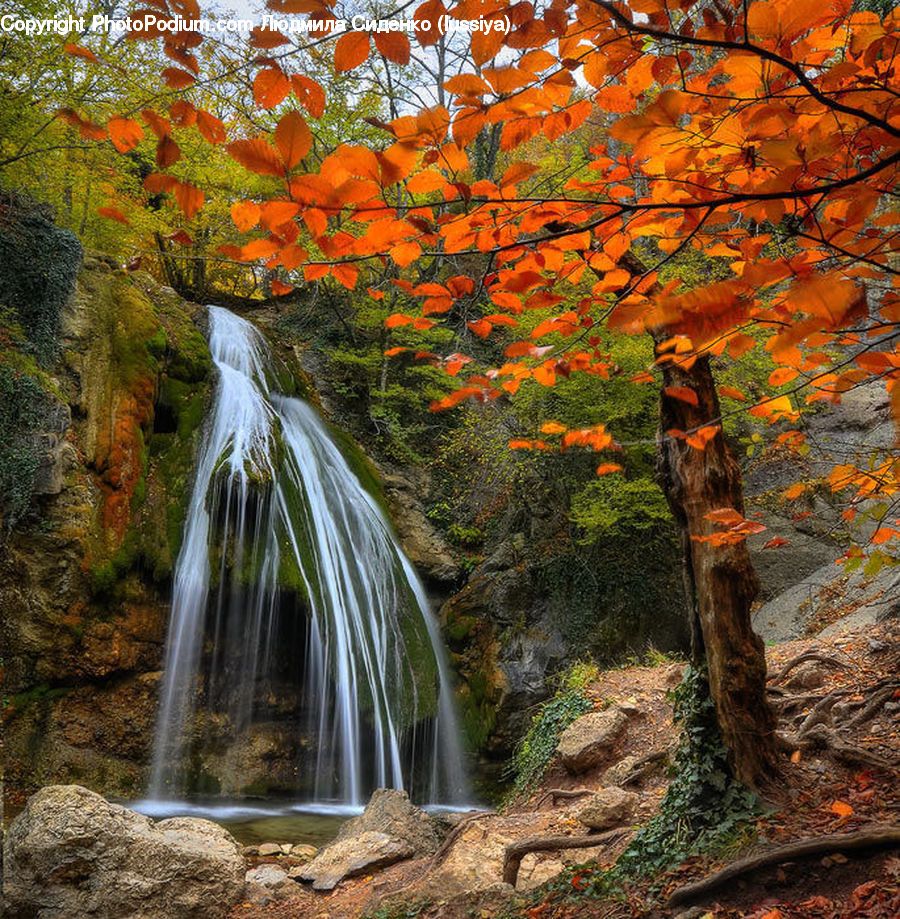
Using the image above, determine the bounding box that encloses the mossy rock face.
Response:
[0,191,82,363]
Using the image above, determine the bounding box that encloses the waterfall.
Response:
[148,306,468,807]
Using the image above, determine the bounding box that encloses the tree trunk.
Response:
[654,343,778,788]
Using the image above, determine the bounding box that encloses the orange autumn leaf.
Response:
[97,206,130,225]
[664,386,699,407]
[274,111,312,170]
[196,110,226,145]
[227,139,284,177]
[108,117,144,153]
[156,135,180,168]
[162,67,195,89]
[596,463,624,476]
[334,31,370,72]
[231,201,261,232]
[254,68,291,109]
[831,800,853,818]
[173,182,204,219]
[64,43,100,63]
[374,30,411,65]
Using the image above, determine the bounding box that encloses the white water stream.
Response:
[147,306,467,807]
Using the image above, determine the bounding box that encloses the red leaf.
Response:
[162,67,195,89]
[374,30,411,65]
[156,135,181,168]
[231,201,261,232]
[64,43,100,63]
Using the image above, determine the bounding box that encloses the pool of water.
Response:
[127,799,359,847]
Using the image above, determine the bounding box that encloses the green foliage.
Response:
[0,190,82,361]
[508,662,596,799]
[362,898,431,919]
[613,664,759,879]
[0,363,55,531]
[570,476,671,539]
[540,665,761,905]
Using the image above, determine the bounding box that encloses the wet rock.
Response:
[258,842,283,857]
[556,709,629,774]
[575,787,639,830]
[383,474,459,582]
[290,843,318,860]
[297,831,414,891]
[2,785,245,919]
[335,788,439,857]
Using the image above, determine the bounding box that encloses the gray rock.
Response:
[785,661,827,689]
[575,788,639,830]
[2,785,245,919]
[297,831,414,891]
[335,788,439,857]
[244,865,295,903]
[556,709,629,774]
[383,475,459,582]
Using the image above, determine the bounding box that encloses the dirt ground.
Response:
[229,619,900,919]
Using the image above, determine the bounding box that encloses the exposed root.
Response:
[846,682,899,728]
[430,812,494,867]
[534,788,594,809]
[785,724,899,769]
[795,690,844,737]
[617,748,671,786]
[666,824,900,908]
[502,829,629,886]
[768,651,851,685]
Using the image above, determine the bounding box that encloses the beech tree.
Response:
[60,0,899,787]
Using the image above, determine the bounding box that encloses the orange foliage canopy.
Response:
[69,0,899,560]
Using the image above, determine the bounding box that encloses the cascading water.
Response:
[147,306,467,807]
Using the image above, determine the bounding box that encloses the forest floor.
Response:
[231,618,900,919]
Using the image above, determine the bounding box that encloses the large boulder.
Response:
[556,709,630,774]
[296,831,413,891]
[334,788,439,856]
[2,785,246,919]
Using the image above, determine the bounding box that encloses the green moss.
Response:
[11,682,73,710]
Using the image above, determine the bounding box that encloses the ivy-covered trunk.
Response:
[654,345,778,789]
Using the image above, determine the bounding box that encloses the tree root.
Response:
[618,748,671,785]
[768,651,851,685]
[846,683,899,728]
[502,828,629,886]
[667,824,900,908]
[783,724,899,769]
[430,812,494,867]
[534,788,594,809]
